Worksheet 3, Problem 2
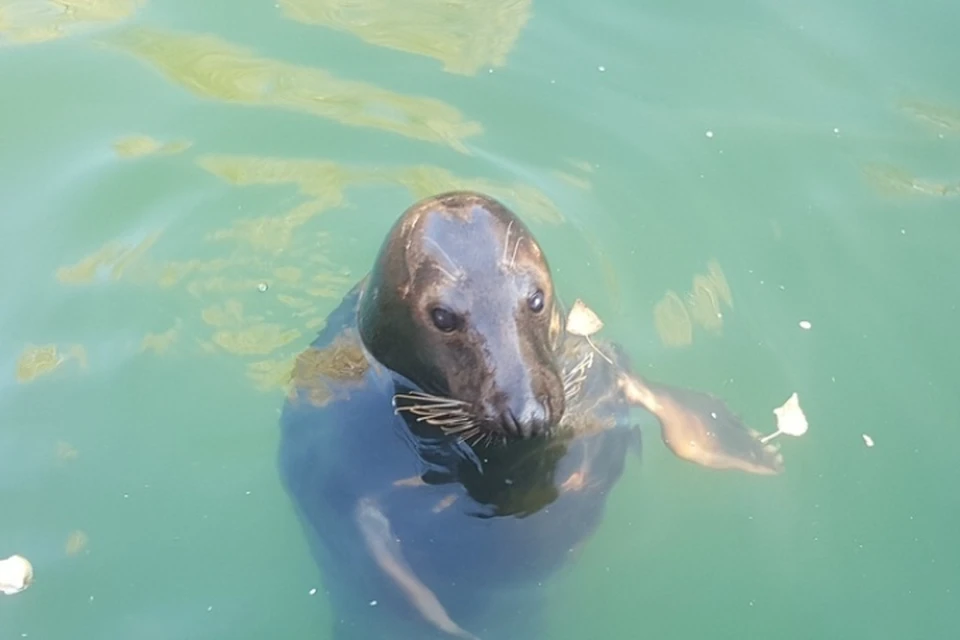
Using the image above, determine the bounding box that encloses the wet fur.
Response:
[278,191,781,640]
[279,282,640,640]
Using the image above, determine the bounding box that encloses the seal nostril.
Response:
[539,396,553,426]
[518,418,531,440]
[503,396,555,439]
[503,409,522,438]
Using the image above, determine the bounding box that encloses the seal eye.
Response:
[430,307,458,333]
[528,290,545,314]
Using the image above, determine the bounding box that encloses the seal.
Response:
[278,191,784,640]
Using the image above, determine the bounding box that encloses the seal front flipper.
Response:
[355,497,480,640]
[618,373,784,475]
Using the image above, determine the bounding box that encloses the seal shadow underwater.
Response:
[278,191,784,640]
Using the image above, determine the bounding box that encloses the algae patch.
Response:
[15,344,88,383]
[65,530,89,556]
[197,154,566,225]
[862,163,959,198]
[898,99,960,134]
[653,260,733,348]
[0,0,142,45]
[113,135,192,158]
[99,26,483,151]
[278,0,532,76]
[140,320,182,354]
[56,232,162,285]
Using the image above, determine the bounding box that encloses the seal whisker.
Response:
[399,406,467,418]
[486,432,507,448]
[393,398,483,434]
[502,219,515,264]
[413,413,471,427]
[562,351,594,400]
[456,426,480,444]
[510,235,522,269]
[444,425,478,436]
[444,422,479,437]
[423,415,473,427]
[395,404,470,418]
[394,397,466,408]
[466,429,487,448]
[394,392,468,407]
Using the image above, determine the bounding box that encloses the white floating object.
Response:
[799,320,812,330]
[0,555,34,595]
[566,299,603,337]
[705,130,714,138]
[760,392,809,443]
[565,299,613,364]
[862,434,875,447]
[598,65,606,72]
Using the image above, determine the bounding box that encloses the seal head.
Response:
[357,191,565,440]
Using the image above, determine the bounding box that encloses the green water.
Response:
[2,0,958,638]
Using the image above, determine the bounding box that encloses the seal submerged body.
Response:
[279,192,783,639]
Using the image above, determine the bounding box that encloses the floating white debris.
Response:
[598,65,606,72]
[760,392,809,443]
[799,320,812,330]
[309,588,317,596]
[833,127,840,134]
[705,130,714,138]
[566,299,603,337]
[566,299,613,364]
[0,555,34,595]
[862,434,875,447]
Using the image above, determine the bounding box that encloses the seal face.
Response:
[357,191,565,440]
[279,190,784,640]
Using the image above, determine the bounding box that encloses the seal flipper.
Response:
[355,497,479,640]
[618,374,784,475]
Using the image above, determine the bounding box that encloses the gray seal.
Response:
[279,191,783,640]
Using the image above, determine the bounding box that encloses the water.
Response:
[2,0,958,638]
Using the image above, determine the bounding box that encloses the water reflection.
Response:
[278,0,532,75]
[99,27,484,151]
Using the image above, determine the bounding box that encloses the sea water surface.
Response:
[1,0,958,638]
